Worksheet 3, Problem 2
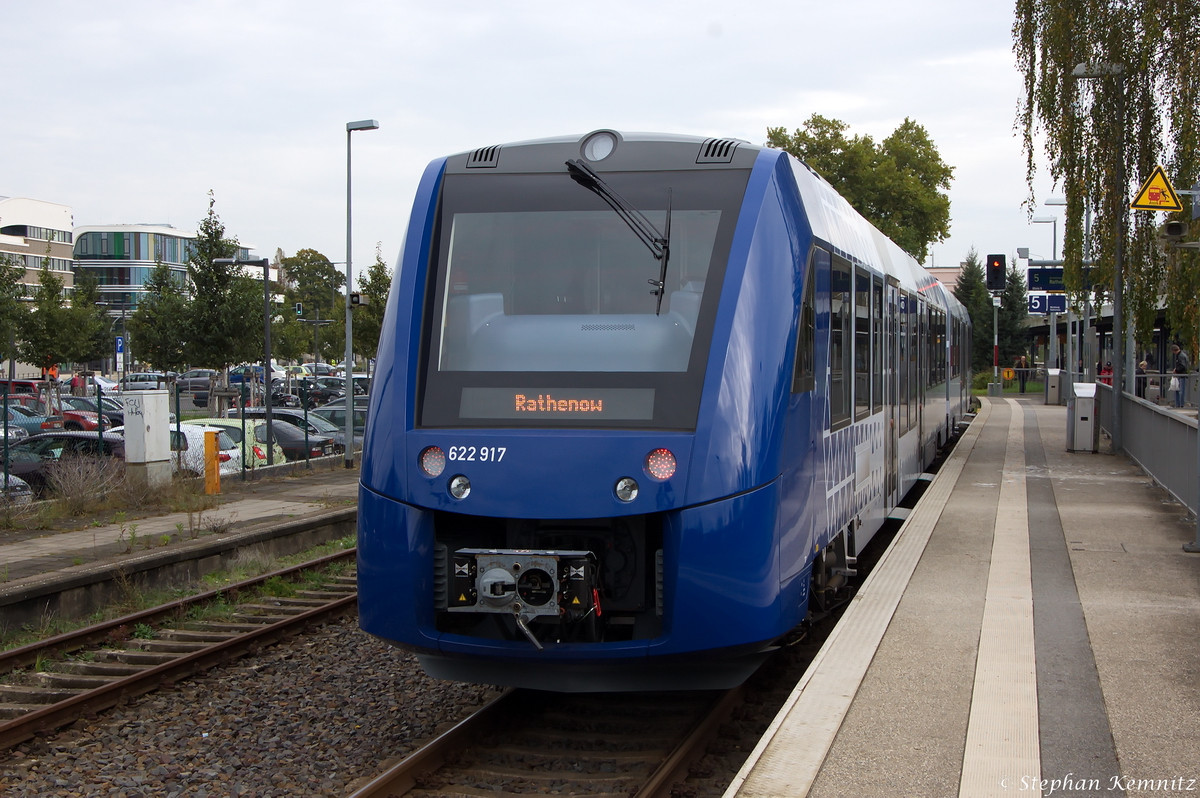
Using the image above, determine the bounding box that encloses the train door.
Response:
[918,298,927,464]
[886,279,899,503]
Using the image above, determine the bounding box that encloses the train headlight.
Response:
[582,130,617,162]
[419,446,446,477]
[645,448,676,480]
[614,477,639,502]
[449,474,472,499]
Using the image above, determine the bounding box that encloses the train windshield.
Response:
[420,168,749,429]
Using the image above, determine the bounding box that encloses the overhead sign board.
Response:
[1130,165,1183,212]
[1028,268,1065,292]
[1029,295,1067,315]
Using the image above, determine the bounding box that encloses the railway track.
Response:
[0,547,358,751]
[349,684,747,798]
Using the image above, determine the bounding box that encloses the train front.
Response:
[359,131,814,691]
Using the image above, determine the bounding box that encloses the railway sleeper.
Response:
[178,621,265,633]
[475,747,657,771]
[123,639,210,654]
[34,672,119,690]
[0,683,84,704]
[296,589,354,600]
[447,762,646,790]
[411,788,629,798]
[95,649,178,665]
[231,611,299,623]
[54,660,145,677]
[0,703,48,720]
[154,629,240,643]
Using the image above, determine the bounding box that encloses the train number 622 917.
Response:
[447,446,506,462]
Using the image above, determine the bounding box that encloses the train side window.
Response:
[791,253,816,394]
[898,292,909,435]
[854,268,870,420]
[830,257,852,430]
[872,277,883,411]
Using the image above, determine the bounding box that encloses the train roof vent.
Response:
[466,145,501,168]
[696,138,739,164]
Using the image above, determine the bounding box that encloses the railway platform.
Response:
[726,396,1200,798]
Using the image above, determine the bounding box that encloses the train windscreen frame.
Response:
[417,168,750,429]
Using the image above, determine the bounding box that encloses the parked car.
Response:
[261,418,336,461]
[294,379,344,409]
[0,473,33,504]
[3,431,126,497]
[311,376,366,396]
[106,424,241,478]
[177,369,218,392]
[310,403,369,436]
[6,405,63,436]
[60,396,124,427]
[0,379,44,396]
[119,372,169,391]
[302,362,334,377]
[180,418,285,469]
[223,407,356,451]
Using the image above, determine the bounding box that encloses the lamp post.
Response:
[96,300,132,375]
[215,256,275,465]
[1032,216,1058,260]
[1073,61,1126,454]
[345,118,379,469]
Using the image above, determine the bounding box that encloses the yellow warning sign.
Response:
[572,596,581,605]
[1131,165,1183,212]
[458,594,467,602]
[1003,368,1015,380]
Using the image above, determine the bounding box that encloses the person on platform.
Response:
[1136,361,1148,400]
[1099,362,1113,386]
[1014,355,1029,393]
[1171,343,1190,408]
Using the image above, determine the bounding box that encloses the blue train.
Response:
[358,130,970,691]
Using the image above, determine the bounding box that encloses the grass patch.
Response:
[0,534,356,654]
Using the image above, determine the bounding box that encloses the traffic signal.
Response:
[349,292,368,307]
[294,302,303,316]
[986,254,1006,291]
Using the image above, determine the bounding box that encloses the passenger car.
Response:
[181,418,286,468]
[3,431,125,496]
[107,424,240,477]
[223,407,354,451]
[357,130,970,692]
[119,372,168,391]
[177,369,218,392]
[6,405,63,436]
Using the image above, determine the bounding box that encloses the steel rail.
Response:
[347,685,744,798]
[0,547,357,674]
[0,550,358,751]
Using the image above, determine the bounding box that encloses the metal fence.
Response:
[1096,381,1198,515]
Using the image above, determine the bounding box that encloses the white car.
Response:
[106,424,241,477]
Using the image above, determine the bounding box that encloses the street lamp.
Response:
[215,256,275,465]
[95,300,132,374]
[345,118,379,469]
[1073,60,1126,454]
[1032,216,1058,260]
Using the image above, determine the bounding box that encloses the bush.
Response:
[45,456,124,516]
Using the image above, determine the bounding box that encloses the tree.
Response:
[66,269,111,365]
[279,248,345,362]
[953,248,994,373]
[0,254,27,365]
[17,266,73,374]
[1000,265,1030,364]
[1015,1,1200,353]
[353,242,392,363]
[184,192,262,370]
[127,262,190,373]
[766,114,954,262]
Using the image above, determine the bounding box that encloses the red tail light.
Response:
[218,453,232,462]
[310,448,323,457]
[253,446,265,459]
[42,418,63,430]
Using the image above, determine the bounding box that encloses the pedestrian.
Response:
[1136,361,1147,400]
[1171,343,1190,408]
[1100,362,1112,386]
[1014,355,1029,394]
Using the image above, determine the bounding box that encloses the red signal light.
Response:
[645,448,677,480]
[419,446,447,477]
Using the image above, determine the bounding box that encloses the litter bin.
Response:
[1067,382,1098,453]
[1045,368,1062,405]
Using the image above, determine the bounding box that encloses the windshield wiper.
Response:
[565,159,672,314]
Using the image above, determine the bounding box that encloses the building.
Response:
[0,196,75,292]
[926,264,963,293]
[72,223,254,310]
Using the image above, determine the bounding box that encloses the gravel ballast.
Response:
[0,615,497,797]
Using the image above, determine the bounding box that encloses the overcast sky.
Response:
[3,1,1061,285]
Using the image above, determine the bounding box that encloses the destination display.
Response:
[460,388,656,420]
[1027,268,1065,292]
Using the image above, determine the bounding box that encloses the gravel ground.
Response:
[0,614,498,797]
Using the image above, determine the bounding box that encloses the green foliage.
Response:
[953,248,995,373]
[1000,265,1030,363]
[184,192,262,370]
[17,265,73,372]
[1015,0,1200,353]
[131,623,155,639]
[354,242,393,361]
[127,261,190,373]
[766,114,954,262]
[66,269,111,365]
[0,254,26,362]
[279,248,345,362]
